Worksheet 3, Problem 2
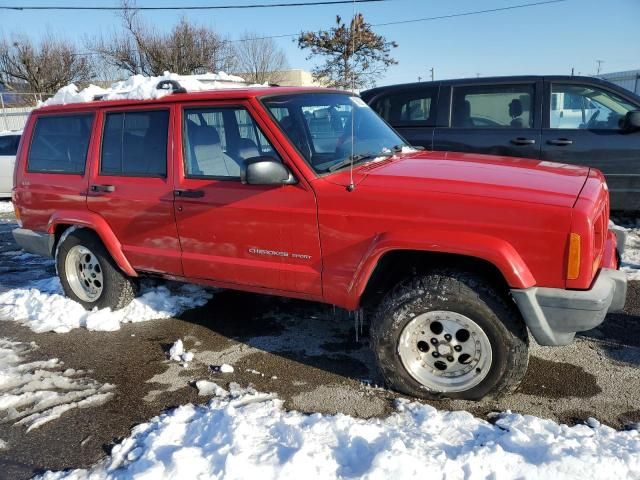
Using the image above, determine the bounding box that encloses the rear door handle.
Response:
[510,137,536,145]
[548,138,573,146]
[174,189,204,198]
[90,184,115,193]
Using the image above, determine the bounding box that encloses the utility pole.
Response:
[596,60,604,75]
[429,67,434,82]
[571,67,574,76]
[418,76,422,82]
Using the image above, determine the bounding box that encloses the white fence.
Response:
[0,92,52,132]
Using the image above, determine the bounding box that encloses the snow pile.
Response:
[620,224,640,280]
[0,277,212,333]
[0,201,14,214]
[0,338,114,432]
[168,339,194,364]
[43,71,260,106]
[39,385,640,480]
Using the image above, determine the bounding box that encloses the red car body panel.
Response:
[11,87,614,310]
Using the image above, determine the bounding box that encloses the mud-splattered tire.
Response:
[370,269,529,400]
[56,228,135,311]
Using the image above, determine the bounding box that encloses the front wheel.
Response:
[56,228,136,311]
[370,270,529,400]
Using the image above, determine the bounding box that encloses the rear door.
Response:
[173,100,322,297]
[541,79,640,211]
[367,85,440,150]
[433,80,542,158]
[87,105,182,275]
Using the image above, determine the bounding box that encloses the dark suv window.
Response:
[27,114,93,174]
[0,135,20,156]
[372,88,438,126]
[101,110,169,176]
[451,84,534,128]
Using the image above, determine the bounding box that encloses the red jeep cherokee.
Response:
[11,83,628,400]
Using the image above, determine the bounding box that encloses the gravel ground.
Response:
[0,207,639,479]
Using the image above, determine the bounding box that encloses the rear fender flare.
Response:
[47,210,137,277]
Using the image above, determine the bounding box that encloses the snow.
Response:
[0,201,14,214]
[619,224,640,280]
[0,277,212,333]
[168,339,194,364]
[195,380,228,397]
[38,385,640,480]
[0,129,22,137]
[43,71,262,106]
[0,338,114,432]
[219,363,234,373]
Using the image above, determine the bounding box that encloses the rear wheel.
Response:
[56,228,135,311]
[370,269,529,400]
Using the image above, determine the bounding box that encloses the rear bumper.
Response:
[511,268,627,346]
[12,228,55,258]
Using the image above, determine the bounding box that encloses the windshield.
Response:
[261,93,408,173]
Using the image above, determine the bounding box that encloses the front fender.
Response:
[47,210,137,277]
[344,230,535,309]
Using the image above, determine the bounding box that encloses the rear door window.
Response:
[451,84,535,128]
[27,114,93,174]
[101,110,169,177]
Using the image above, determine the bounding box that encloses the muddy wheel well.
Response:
[359,250,511,310]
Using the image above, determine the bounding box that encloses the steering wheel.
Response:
[586,110,600,128]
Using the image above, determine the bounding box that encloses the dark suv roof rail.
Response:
[156,79,187,94]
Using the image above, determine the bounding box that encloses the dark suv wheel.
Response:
[56,228,136,311]
[370,269,529,400]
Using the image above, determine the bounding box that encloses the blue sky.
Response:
[1,0,638,86]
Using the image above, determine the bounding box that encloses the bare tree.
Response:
[298,14,397,89]
[88,2,236,77]
[234,32,288,84]
[0,33,94,93]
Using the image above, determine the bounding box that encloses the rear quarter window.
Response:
[27,114,94,174]
[371,88,438,126]
[0,135,20,156]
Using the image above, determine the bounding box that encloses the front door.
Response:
[541,80,640,211]
[173,101,322,297]
[87,106,182,275]
[433,81,542,159]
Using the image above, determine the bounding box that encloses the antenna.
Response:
[347,0,357,192]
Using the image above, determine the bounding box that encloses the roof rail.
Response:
[156,80,187,94]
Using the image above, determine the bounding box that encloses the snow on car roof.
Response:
[42,71,270,107]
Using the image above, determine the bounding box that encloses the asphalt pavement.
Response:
[0,209,639,480]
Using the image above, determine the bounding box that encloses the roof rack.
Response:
[156,79,187,94]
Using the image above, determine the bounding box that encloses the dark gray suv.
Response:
[362,76,640,211]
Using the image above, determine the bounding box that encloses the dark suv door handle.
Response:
[174,189,204,198]
[548,138,573,146]
[90,184,115,193]
[510,137,536,145]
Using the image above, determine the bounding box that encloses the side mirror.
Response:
[241,156,297,186]
[622,110,640,131]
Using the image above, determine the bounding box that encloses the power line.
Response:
[0,0,385,11]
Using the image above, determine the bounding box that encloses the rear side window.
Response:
[101,110,169,177]
[0,135,20,156]
[371,88,438,126]
[451,84,535,128]
[27,114,93,174]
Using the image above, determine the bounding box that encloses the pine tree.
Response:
[298,14,398,89]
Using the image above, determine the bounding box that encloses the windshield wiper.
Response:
[328,151,393,173]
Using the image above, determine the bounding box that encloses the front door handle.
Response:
[548,138,574,146]
[90,184,115,193]
[511,137,536,145]
[174,189,204,198]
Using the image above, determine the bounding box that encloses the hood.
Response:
[352,151,590,208]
